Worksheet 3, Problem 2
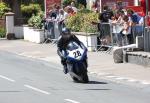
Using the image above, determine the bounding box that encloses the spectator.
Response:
[57,9,68,33]
[65,6,76,17]
[127,9,144,43]
[127,9,143,26]
[113,10,125,46]
[46,5,60,39]
[121,15,132,46]
[146,11,150,26]
[46,10,55,39]
[97,5,114,50]
[99,5,114,23]
[111,15,118,45]
[116,10,125,24]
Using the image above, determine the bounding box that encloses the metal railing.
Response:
[97,22,145,52]
[132,25,144,43]
[96,23,115,53]
[43,21,60,44]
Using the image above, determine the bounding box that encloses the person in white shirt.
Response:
[121,15,132,46]
[57,9,68,34]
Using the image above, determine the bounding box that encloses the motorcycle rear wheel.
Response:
[82,72,89,83]
[70,75,79,82]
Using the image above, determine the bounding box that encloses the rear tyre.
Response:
[81,62,89,83]
[72,76,79,82]
[82,72,89,83]
[70,75,79,82]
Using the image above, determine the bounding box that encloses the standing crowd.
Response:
[44,2,77,39]
[96,5,144,47]
[44,2,147,48]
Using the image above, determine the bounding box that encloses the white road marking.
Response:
[89,72,98,75]
[0,75,15,82]
[127,79,138,82]
[115,77,127,80]
[97,72,109,76]
[106,75,117,78]
[141,81,150,85]
[64,99,80,103]
[24,85,50,95]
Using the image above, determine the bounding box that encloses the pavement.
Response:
[0,39,150,86]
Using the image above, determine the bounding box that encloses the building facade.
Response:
[87,0,139,12]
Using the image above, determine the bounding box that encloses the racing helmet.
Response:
[61,28,71,35]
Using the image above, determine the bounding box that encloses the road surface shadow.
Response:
[87,81,108,84]
[0,91,22,93]
[85,89,111,91]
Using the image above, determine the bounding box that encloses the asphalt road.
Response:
[0,51,150,103]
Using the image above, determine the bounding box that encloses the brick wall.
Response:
[0,18,5,28]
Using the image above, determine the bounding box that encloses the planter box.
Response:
[23,26,45,43]
[72,32,97,51]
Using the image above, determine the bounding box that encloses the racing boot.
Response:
[63,65,68,74]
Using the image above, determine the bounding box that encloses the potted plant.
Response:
[66,9,99,51]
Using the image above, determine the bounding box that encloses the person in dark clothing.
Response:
[98,5,113,51]
[46,5,60,39]
[99,5,114,23]
[57,28,82,74]
[46,10,56,39]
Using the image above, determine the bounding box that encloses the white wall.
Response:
[14,26,24,39]
[13,26,45,43]
[76,34,97,51]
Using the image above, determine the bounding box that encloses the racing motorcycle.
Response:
[62,41,89,83]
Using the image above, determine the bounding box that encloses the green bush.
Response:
[66,13,83,32]
[28,11,44,29]
[78,8,92,13]
[66,9,98,33]
[0,27,6,38]
[21,4,42,18]
[0,2,11,18]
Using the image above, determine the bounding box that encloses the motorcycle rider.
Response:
[57,28,85,74]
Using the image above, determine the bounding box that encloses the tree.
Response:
[2,0,44,18]
[2,0,22,18]
[21,0,44,10]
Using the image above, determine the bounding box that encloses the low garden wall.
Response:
[12,25,45,43]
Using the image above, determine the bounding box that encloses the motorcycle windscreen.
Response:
[66,42,85,61]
